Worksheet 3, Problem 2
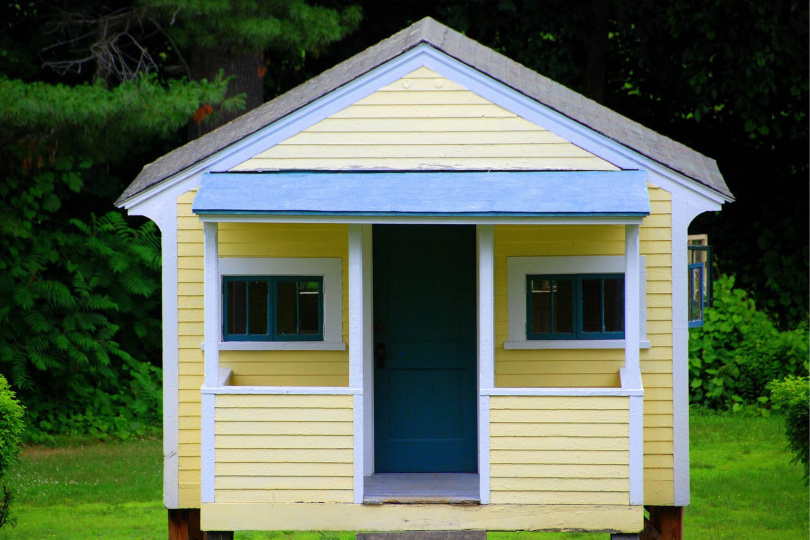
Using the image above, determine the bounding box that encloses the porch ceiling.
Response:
[192,170,650,218]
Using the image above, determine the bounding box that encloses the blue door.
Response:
[373,225,477,473]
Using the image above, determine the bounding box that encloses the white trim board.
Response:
[506,255,647,343]
[218,257,343,344]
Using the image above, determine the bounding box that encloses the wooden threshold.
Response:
[363,473,479,505]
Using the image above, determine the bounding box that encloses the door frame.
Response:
[348,224,495,503]
[370,224,478,473]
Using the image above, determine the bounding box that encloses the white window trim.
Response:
[218,257,344,348]
[506,255,647,349]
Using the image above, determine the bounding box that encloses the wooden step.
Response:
[356,532,486,540]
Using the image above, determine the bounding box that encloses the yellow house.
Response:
[116,18,731,540]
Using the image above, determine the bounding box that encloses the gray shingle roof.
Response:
[116,17,732,206]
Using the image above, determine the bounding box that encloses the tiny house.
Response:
[116,18,731,540]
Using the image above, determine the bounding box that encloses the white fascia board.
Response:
[197,215,645,226]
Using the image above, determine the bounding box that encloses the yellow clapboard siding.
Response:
[180,429,201,444]
[234,68,617,172]
[491,450,629,465]
[491,436,628,452]
[215,462,353,477]
[643,427,674,442]
[498,358,624,376]
[645,468,675,481]
[240,157,617,171]
[215,434,352,449]
[643,374,674,388]
[216,448,352,463]
[495,349,625,362]
[216,393,352,409]
[645,442,675,454]
[644,481,674,503]
[492,477,628,492]
[644,415,674,428]
[495,374,619,388]
[263,143,597,159]
[230,375,349,387]
[216,421,353,436]
[216,476,352,490]
[215,489,352,503]
[490,464,629,478]
[215,407,352,423]
[489,491,628,506]
[644,455,674,468]
[491,395,629,410]
[219,358,348,376]
[283,130,567,145]
[491,408,629,424]
[179,469,200,483]
[356,90,495,105]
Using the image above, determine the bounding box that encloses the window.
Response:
[526,274,624,340]
[688,235,713,327]
[223,276,323,341]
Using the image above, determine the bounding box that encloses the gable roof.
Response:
[116,17,732,206]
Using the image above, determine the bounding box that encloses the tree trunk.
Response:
[187,46,264,139]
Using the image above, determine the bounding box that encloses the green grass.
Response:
[0,413,807,539]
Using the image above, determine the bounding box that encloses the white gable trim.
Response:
[121,44,729,213]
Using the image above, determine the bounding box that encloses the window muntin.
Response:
[223,276,323,341]
[527,274,624,340]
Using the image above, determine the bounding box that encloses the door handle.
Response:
[375,343,386,369]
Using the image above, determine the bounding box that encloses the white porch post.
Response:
[624,224,644,505]
[201,221,220,503]
[349,224,371,503]
[624,225,641,380]
[477,225,495,504]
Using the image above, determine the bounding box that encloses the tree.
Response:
[0,0,361,439]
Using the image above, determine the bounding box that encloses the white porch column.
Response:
[477,225,495,504]
[201,221,219,503]
[624,224,641,381]
[349,224,372,503]
[624,224,644,505]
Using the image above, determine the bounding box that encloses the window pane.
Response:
[227,281,247,335]
[277,281,298,335]
[603,278,624,332]
[530,279,552,334]
[299,281,320,335]
[248,281,269,335]
[553,279,574,334]
[690,266,703,321]
[581,279,602,333]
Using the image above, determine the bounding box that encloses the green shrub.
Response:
[770,376,810,482]
[0,374,25,529]
[689,274,809,411]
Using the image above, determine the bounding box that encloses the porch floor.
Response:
[363,473,480,505]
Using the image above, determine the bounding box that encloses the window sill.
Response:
[202,341,347,351]
[504,339,651,350]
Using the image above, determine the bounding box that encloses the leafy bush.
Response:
[689,274,809,411]
[0,375,25,529]
[770,376,810,482]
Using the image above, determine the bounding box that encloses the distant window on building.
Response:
[688,235,713,327]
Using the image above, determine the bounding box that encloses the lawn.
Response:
[0,412,806,539]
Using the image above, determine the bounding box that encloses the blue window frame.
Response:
[688,263,704,328]
[526,274,624,340]
[223,276,323,341]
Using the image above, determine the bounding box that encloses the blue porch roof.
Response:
[192,170,650,218]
